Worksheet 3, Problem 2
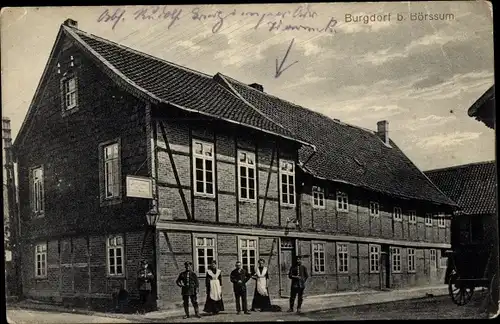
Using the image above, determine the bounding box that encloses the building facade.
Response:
[14,19,456,311]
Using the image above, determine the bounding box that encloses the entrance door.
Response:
[429,249,438,284]
[280,238,296,297]
[380,245,390,289]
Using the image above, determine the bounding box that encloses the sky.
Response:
[1,2,495,171]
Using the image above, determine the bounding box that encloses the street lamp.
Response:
[145,202,160,227]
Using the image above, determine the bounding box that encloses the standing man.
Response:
[137,260,155,314]
[287,255,308,314]
[176,261,201,319]
[230,261,251,315]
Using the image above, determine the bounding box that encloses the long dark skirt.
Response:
[251,288,272,311]
[203,295,224,314]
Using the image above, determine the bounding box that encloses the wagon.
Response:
[446,243,498,306]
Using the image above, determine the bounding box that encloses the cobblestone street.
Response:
[7,291,490,323]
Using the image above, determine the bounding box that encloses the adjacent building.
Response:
[13,19,457,311]
[468,85,495,129]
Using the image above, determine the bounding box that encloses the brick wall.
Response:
[22,230,152,307]
[16,39,150,241]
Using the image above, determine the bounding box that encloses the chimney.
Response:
[248,83,264,92]
[376,120,389,145]
[63,19,78,28]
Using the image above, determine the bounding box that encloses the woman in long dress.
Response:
[251,258,272,312]
[203,260,225,315]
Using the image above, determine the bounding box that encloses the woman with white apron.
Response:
[251,258,272,311]
[203,260,225,315]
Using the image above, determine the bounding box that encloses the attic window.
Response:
[60,72,79,115]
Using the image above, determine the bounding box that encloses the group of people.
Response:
[175,256,309,319]
[136,256,309,319]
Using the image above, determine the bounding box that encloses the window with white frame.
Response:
[393,207,402,222]
[238,151,256,201]
[369,201,379,217]
[103,143,120,199]
[391,247,401,273]
[194,235,216,275]
[35,243,47,278]
[407,248,416,273]
[31,167,44,215]
[337,243,349,273]
[193,140,215,196]
[312,242,326,274]
[409,210,417,224]
[312,186,325,209]
[280,160,295,206]
[425,213,433,226]
[336,191,349,212]
[437,213,446,228]
[62,76,77,110]
[430,249,437,268]
[107,235,124,276]
[369,245,380,273]
[239,237,258,275]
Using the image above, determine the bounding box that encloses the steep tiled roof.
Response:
[49,24,455,206]
[425,161,497,215]
[63,27,310,148]
[219,75,455,206]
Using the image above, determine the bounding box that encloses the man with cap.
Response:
[137,259,155,314]
[287,255,308,314]
[176,261,201,319]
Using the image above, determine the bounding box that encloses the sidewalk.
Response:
[8,285,448,322]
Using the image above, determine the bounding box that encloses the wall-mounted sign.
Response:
[126,175,154,199]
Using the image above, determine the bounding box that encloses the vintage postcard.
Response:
[2,2,496,323]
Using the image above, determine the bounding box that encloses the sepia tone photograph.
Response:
[1,1,497,323]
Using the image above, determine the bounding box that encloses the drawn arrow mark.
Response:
[275,38,299,78]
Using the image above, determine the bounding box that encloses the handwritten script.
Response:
[97,5,337,34]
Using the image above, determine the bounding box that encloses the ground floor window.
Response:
[194,234,216,276]
[312,241,326,274]
[369,245,380,273]
[35,243,47,278]
[238,236,258,274]
[107,235,124,276]
[391,247,401,273]
[337,243,349,273]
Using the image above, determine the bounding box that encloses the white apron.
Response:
[255,267,269,296]
[207,269,222,301]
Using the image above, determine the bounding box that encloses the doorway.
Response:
[280,238,296,297]
[380,245,390,289]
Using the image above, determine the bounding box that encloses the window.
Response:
[107,235,124,276]
[31,167,44,215]
[62,76,77,110]
[408,248,416,273]
[425,213,433,226]
[369,245,380,273]
[280,160,295,206]
[369,201,379,217]
[430,249,437,268]
[103,142,120,199]
[35,243,47,278]
[312,186,325,209]
[337,243,349,273]
[409,210,417,224]
[312,242,326,274]
[391,247,401,273]
[238,151,256,201]
[336,191,349,212]
[238,237,258,275]
[193,140,215,196]
[393,207,402,222]
[437,213,446,228]
[194,235,216,275]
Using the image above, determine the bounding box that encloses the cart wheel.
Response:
[449,273,474,306]
[489,273,499,308]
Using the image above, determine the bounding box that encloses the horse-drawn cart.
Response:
[446,243,498,306]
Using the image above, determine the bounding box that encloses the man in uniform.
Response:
[230,261,251,315]
[137,260,155,314]
[287,255,309,314]
[176,261,201,319]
